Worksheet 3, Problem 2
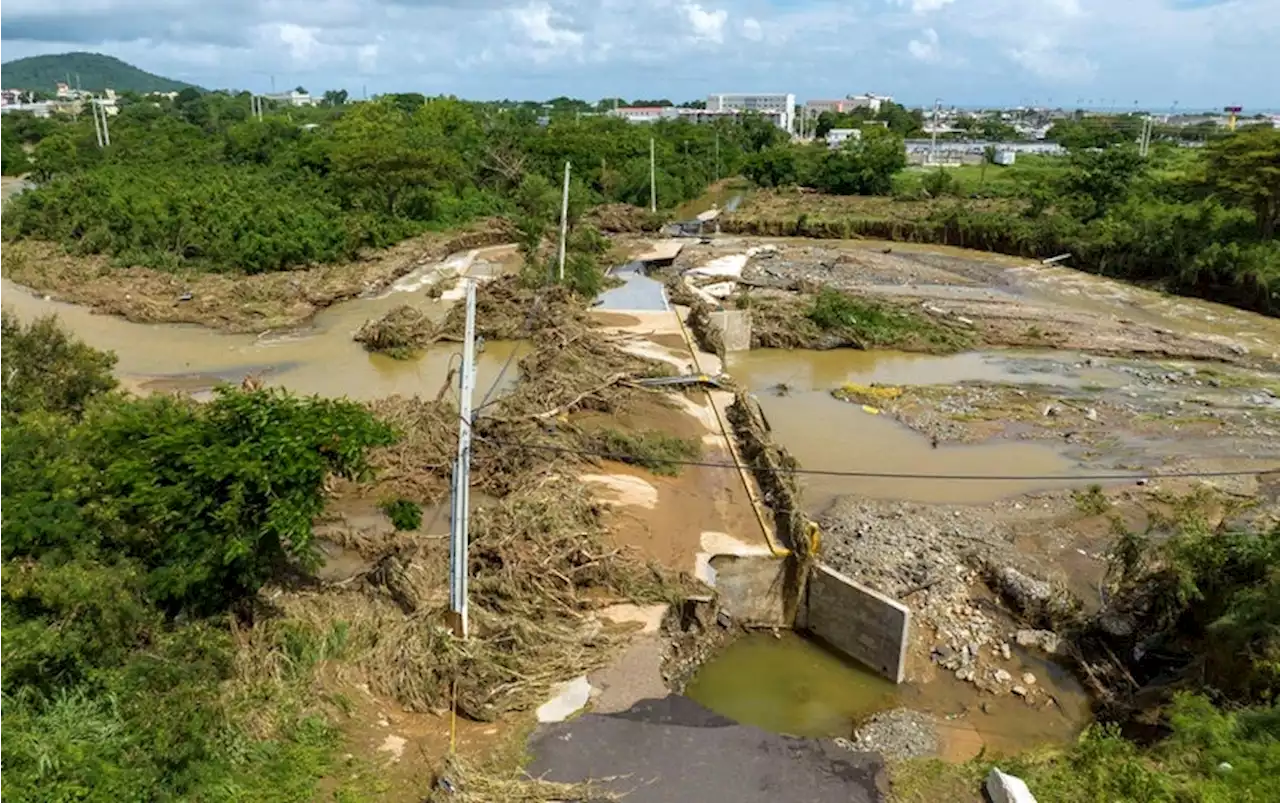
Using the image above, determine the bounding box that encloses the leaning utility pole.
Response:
[91,100,104,149]
[448,280,478,639]
[98,101,111,147]
[649,137,657,213]
[557,161,571,282]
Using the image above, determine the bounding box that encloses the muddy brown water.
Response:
[726,349,1101,509]
[2,275,526,401]
[686,631,1090,758]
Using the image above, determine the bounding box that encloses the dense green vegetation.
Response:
[1,52,198,93]
[743,127,907,195]
[1,312,395,800]
[2,93,786,273]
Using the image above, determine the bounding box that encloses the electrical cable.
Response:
[477,438,1280,482]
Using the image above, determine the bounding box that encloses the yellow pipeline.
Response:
[673,300,791,557]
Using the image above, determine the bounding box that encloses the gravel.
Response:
[842,709,940,761]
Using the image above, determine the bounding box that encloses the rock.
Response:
[1014,629,1062,655]
[956,667,975,682]
[987,768,1037,803]
[990,566,1079,625]
[1098,610,1136,638]
[1042,404,1060,417]
[993,668,1013,684]
[1085,408,1098,422]
[1022,673,1037,686]
[1000,643,1012,660]
[1229,343,1248,356]
[1217,762,1233,773]
[1011,685,1028,697]
[981,702,994,715]
[851,708,940,761]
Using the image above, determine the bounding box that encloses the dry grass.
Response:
[1,220,513,332]
[355,305,436,358]
[426,755,619,802]
[240,476,677,723]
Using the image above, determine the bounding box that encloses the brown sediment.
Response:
[1,219,514,333]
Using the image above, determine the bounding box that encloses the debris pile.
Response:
[354,304,435,358]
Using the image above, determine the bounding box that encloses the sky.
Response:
[1,0,1276,108]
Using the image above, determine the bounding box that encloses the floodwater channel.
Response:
[1,273,526,401]
[686,631,1091,758]
[725,349,1107,510]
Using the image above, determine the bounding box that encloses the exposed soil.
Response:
[1,219,514,333]
[672,238,1268,364]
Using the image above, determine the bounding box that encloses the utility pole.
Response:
[91,100,104,149]
[98,101,110,147]
[649,137,657,213]
[448,280,478,640]
[930,98,941,166]
[714,130,720,182]
[557,161,571,282]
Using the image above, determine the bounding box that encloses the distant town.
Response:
[3,77,1277,170]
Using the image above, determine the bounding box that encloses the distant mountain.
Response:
[1,52,200,94]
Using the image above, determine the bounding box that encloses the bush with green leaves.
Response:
[1,316,397,799]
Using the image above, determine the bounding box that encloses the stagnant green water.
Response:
[685,631,897,738]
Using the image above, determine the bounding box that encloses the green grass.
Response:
[380,497,424,531]
[891,154,1070,199]
[1073,483,1111,515]
[807,288,974,351]
[591,428,702,476]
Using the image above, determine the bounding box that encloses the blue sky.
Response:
[2,0,1275,108]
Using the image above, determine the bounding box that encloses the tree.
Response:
[1205,126,1280,239]
[1057,145,1146,221]
[1,313,117,418]
[814,128,906,195]
[322,88,349,106]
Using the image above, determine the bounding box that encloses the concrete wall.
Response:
[803,564,910,683]
[706,554,792,626]
[708,310,751,352]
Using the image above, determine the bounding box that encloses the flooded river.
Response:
[726,349,1102,509]
[2,261,525,401]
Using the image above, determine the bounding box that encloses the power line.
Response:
[479,439,1279,482]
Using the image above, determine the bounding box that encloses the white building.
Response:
[610,106,670,123]
[706,93,796,132]
[805,99,849,115]
[825,128,862,149]
[263,90,319,107]
[845,93,893,113]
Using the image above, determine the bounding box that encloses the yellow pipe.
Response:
[673,296,791,557]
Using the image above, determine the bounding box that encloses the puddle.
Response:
[726,348,1117,391]
[2,277,527,401]
[596,262,668,312]
[724,349,1099,509]
[687,631,1092,756]
[685,631,897,738]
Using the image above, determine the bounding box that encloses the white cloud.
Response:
[1,0,1276,107]
[276,23,321,63]
[681,3,728,44]
[357,43,379,74]
[889,0,955,14]
[509,2,583,48]
[907,27,941,62]
[1007,34,1097,81]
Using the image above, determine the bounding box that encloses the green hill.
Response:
[1,52,199,93]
